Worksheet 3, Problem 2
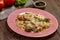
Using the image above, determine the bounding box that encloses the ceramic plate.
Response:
[7,8,58,37]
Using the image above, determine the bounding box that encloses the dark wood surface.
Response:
[0,0,60,40]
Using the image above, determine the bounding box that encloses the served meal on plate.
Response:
[7,8,58,37]
[16,12,51,33]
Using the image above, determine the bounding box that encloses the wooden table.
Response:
[0,0,60,40]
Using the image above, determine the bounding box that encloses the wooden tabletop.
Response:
[0,0,60,40]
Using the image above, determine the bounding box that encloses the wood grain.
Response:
[0,0,60,40]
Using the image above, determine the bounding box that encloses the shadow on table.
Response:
[5,20,57,40]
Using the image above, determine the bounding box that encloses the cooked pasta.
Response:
[16,12,50,33]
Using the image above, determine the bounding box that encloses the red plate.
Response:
[7,8,58,37]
